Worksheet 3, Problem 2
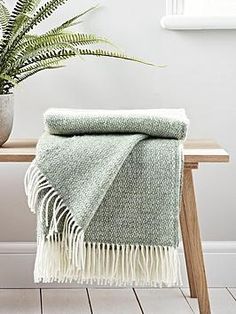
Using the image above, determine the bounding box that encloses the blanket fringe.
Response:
[34,237,182,287]
[25,161,85,270]
[25,161,182,287]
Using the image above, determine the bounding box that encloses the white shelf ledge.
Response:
[161,15,236,30]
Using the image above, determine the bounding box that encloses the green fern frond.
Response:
[0,34,39,68]
[2,0,29,42]
[78,49,155,66]
[17,60,64,82]
[23,0,68,34]
[23,33,111,53]
[0,0,68,71]
[1,0,41,46]
[1,0,67,53]
[18,58,65,74]
[21,47,154,70]
[17,43,79,67]
[0,0,155,94]
[0,73,17,85]
[20,48,77,69]
[6,33,39,56]
[0,2,10,33]
[1,37,77,74]
[0,0,41,69]
[47,5,98,34]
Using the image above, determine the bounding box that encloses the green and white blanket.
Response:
[25,108,189,286]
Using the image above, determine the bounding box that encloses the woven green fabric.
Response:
[25,108,188,286]
[45,108,188,139]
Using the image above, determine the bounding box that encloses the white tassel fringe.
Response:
[25,161,182,287]
[25,160,85,271]
[34,238,182,287]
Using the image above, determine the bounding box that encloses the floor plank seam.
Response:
[226,287,236,302]
[86,288,94,314]
[132,289,145,314]
[180,288,195,313]
[40,289,44,314]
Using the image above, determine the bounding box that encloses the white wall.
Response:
[0,0,235,242]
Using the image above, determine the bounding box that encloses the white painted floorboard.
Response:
[0,289,41,314]
[182,288,236,314]
[42,289,91,314]
[88,288,142,314]
[1,288,236,313]
[136,288,193,314]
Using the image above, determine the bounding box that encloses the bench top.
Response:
[0,138,229,163]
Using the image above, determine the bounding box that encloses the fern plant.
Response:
[0,0,153,95]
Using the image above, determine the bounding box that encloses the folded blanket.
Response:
[45,108,188,139]
[25,108,189,286]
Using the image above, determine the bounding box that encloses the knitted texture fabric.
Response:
[25,108,189,286]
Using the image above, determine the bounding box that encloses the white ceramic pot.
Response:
[0,94,14,146]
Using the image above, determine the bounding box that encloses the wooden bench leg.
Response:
[180,168,211,314]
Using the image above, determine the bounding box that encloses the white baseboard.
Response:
[0,241,235,288]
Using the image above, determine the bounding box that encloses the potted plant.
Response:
[0,0,152,146]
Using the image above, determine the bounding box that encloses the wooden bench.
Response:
[0,139,230,314]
